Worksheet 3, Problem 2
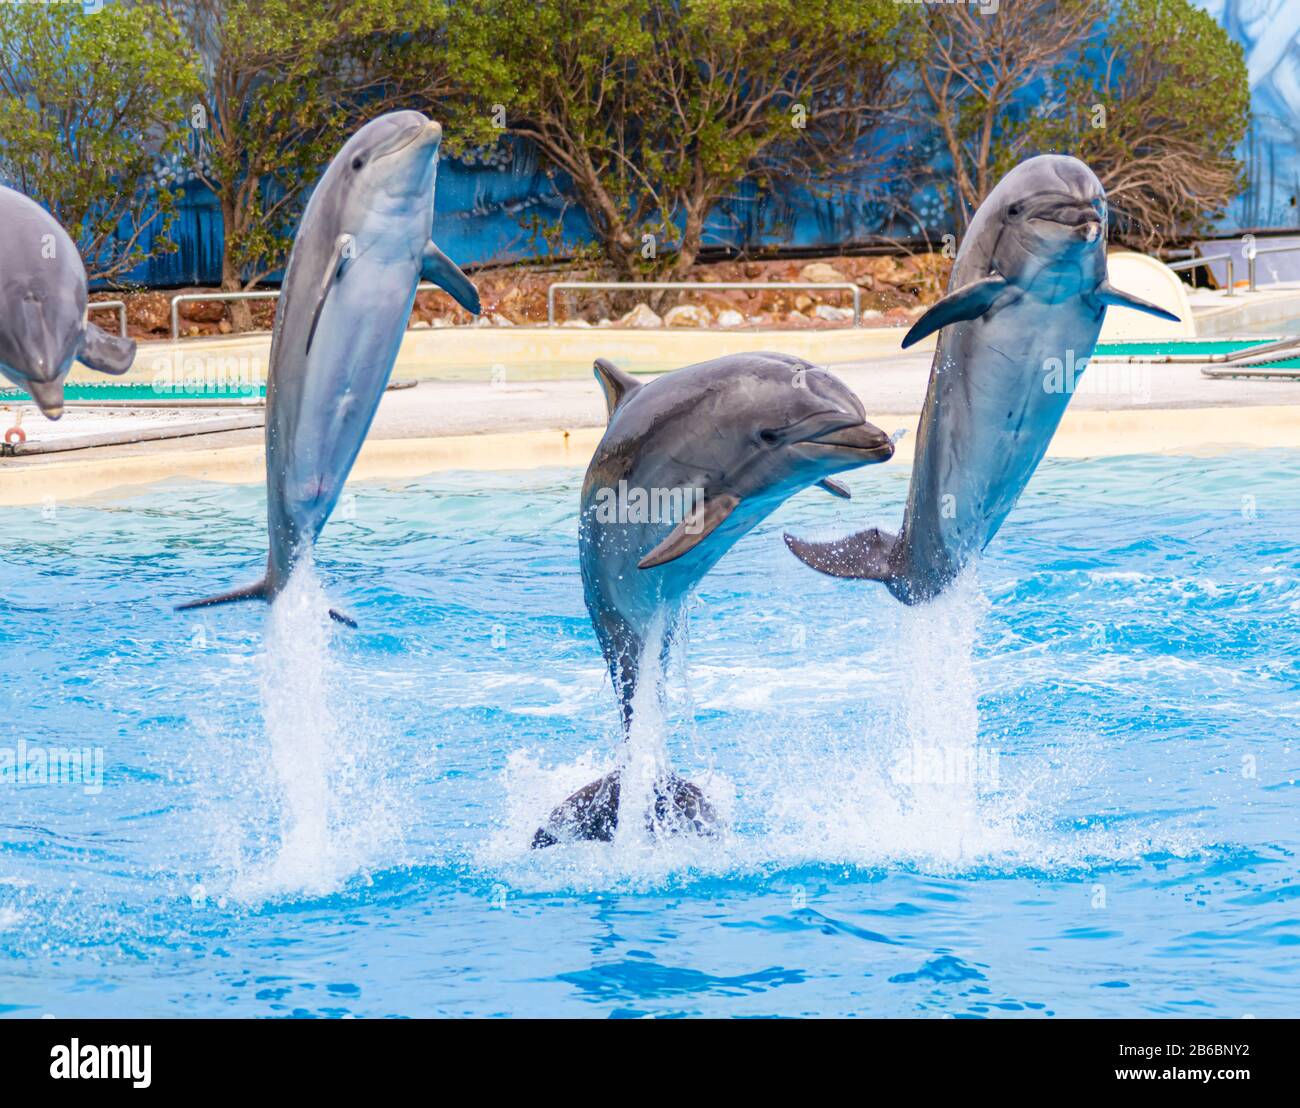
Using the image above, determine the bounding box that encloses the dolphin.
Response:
[0,185,137,419]
[784,155,1179,603]
[177,110,480,622]
[532,352,894,847]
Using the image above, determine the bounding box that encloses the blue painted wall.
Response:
[116,3,1297,287]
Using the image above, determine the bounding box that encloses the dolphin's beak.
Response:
[799,421,894,462]
[26,379,65,420]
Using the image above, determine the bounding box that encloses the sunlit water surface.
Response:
[0,451,1296,1017]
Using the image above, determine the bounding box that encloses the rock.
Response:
[561,318,592,328]
[411,319,431,328]
[125,292,170,333]
[799,261,847,284]
[716,309,745,327]
[430,317,452,328]
[794,294,814,312]
[742,261,764,278]
[663,304,711,328]
[218,319,233,334]
[786,310,808,323]
[180,298,227,323]
[815,304,855,323]
[616,303,662,329]
[491,314,515,326]
[596,318,613,327]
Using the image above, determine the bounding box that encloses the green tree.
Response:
[162,0,456,327]
[911,0,1104,227]
[1001,0,1249,250]
[0,3,202,281]
[447,0,907,281]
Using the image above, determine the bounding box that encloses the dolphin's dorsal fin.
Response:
[593,358,642,416]
[421,240,481,315]
[901,275,1009,349]
[306,233,354,355]
[1094,281,1180,323]
[78,322,136,375]
[638,493,740,569]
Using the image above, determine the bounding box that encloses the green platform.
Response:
[0,382,265,403]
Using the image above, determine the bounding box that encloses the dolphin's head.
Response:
[979,155,1107,284]
[334,110,443,217]
[0,280,85,420]
[705,355,894,503]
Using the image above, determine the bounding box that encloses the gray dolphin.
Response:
[784,155,1178,603]
[178,110,480,622]
[0,185,137,419]
[532,352,894,847]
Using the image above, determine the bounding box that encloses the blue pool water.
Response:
[0,451,1297,1018]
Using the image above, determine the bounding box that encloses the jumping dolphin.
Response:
[178,111,480,622]
[785,155,1178,603]
[0,185,137,419]
[532,352,894,846]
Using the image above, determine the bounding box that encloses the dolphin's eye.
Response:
[759,429,781,446]
[1008,203,1022,217]
[351,156,364,171]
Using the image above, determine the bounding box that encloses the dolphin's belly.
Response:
[913,299,1101,568]
[268,256,420,551]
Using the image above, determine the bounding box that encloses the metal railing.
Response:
[88,299,127,338]
[1168,253,1235,297]
[546,280,863,327]
[169,282,453,339]
[1246,242,1300,292]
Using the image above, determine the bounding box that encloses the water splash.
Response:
[481,566,1204,893]
[200,559,410,903]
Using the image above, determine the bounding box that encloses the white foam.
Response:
[197,559,412,903]
[483,569,1202,893]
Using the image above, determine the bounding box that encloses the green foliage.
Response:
[444,0,907,278]
[0,3,202,281]
[1001,0,1249,247]
[167,0,455,291]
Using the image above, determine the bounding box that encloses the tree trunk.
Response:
[219,192,253,332]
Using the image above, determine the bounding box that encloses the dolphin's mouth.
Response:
[378,120,442,161]
[797,422,894,462]
[1029,201,1104,243]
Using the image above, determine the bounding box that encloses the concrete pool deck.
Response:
[3,338,1298,506]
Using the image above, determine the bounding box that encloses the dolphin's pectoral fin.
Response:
[421,240,480,315]
[1094,280,1180,323]
[176,577,269,613]
[328,608,358,628]
[817,477,852,499]
[784,526,897,581]
[77,322,136,375]
[530,771,718,848]
[592,357,642,416]
[637,493,740,569]
[901,275,1009,348]
[305,233,354,356]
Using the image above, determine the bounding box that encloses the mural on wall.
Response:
[1195,0,1300,232]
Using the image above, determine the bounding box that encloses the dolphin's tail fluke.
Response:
[783,527,898,582]
[176,578,269,613]
[177,580,359,627]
